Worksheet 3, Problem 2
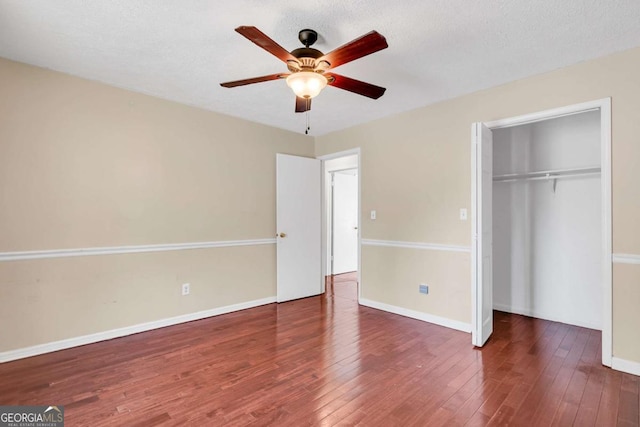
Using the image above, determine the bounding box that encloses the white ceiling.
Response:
[1,1,640,136]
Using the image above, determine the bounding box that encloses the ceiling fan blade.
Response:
[235,26,298,63]
[295,97,311,113]
[326,73,386,99]
[220,73,287,88]
[319,31,388,69]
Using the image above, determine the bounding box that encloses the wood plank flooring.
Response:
[0,272,638,426]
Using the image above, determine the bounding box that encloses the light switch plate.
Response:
[460,208,468,220]
[370,210,376,220]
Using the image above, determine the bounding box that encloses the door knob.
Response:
[278,232,287,238]
[354,227,358,230]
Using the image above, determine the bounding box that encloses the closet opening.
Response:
[471,99,612,366]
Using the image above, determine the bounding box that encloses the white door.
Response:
[472,123,493,346]
[276,154,322,302]
[332,171,358,274]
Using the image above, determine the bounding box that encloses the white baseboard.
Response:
[359,298,471,333]
[0,297,276,363]
[493,303,601,331]
[612,357,640,377]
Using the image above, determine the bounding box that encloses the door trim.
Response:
[318,148,362,302]
[471,98,612,366]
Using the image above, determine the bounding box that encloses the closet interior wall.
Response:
[492,111,602,330]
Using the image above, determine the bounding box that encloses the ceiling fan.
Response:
[220,26,388,113]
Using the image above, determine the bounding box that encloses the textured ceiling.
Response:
[1,1,640,136]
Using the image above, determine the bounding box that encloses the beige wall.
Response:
[362,246,470,324]
[0,58,312,352]
[316,46,640,364]
[613,264,640,363]
[1,47,639,364]
[0,246,275,350]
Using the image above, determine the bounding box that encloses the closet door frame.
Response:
[471,97,612,367]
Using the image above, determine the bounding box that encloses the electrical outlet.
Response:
[419,284,429,294]
[181,283,190,296]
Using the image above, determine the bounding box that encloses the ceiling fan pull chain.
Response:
[305,111,310,135]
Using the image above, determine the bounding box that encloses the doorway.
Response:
[471,99,612,366]
[319,149,361,301]
[331,169,358,275]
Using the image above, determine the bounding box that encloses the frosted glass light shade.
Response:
[286,71,328,99]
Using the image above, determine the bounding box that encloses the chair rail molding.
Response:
[0,238,277,262]
[613,253,640,265]
[362,239,471,253]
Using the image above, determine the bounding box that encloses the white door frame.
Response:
[318,148,362,302]
[471,98,612,366]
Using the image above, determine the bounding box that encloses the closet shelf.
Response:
[493,166,601,183]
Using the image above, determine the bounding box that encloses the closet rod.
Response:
[493,166,601,183]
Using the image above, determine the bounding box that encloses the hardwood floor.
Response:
[1,272,638,426]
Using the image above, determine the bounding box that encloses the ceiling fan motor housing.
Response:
[289,47,324,71]
[291,47,323,60]
[291,29,328,71]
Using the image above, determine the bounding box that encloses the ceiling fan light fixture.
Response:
[286,71,328,99]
